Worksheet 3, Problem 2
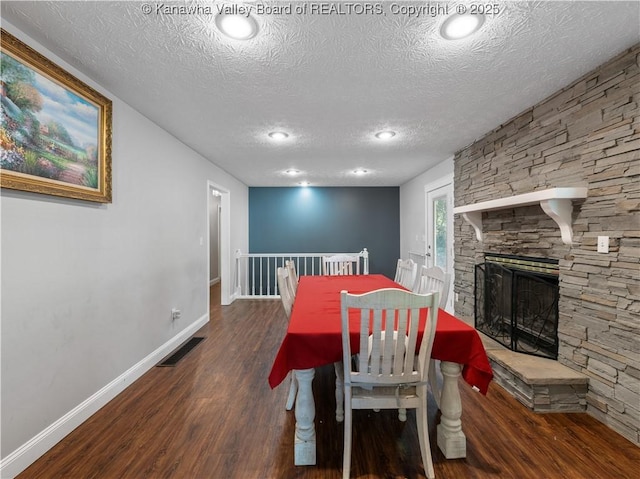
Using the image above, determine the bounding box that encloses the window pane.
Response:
[434,196,447,269]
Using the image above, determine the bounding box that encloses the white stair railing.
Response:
[235,248,369,299]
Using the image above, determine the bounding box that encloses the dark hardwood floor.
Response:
[18,283,640,478]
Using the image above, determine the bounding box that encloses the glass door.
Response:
[425,176,454,310]
[428,189,449,269]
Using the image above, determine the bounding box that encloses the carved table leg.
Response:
[334,362,344,422]
[294,368,316,465]
[436,361,466,459]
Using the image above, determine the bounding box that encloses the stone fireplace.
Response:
[452,45,639,444]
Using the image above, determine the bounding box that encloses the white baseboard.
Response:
[229,289,239,304]
[0,314,209,479]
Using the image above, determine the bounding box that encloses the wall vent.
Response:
[158,337,205,367]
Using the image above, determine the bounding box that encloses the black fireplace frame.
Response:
[475,254,559,360]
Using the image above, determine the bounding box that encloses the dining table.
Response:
[268,274,494,466]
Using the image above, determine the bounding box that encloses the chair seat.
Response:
[351,384,418,398]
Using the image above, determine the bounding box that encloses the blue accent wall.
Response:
[249,187,400,278]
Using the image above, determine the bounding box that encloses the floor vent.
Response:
[158,337,205,367]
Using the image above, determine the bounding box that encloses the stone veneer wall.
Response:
[453,45,639,444]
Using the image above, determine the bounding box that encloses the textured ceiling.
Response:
[2,1,639,186]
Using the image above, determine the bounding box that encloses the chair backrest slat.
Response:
[358,309,370,374]
[393,309,408,375]
[381,308,395,375]
[405,308,420,374]
[369,308,383,376]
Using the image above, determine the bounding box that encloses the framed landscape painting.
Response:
[0,29,112,203]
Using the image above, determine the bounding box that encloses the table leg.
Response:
[294,368,316,465]
[436,361,466,459]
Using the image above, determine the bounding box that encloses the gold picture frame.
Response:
[1,29,112,203]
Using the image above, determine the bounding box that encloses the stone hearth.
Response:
[477,322,588,412]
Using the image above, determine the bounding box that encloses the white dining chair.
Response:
[277,266,296,317]
[278,265,343,418]
[323,254,360,275]
[321,254,360,420]
[413,265,451,409]
[285,259,298,294]
[340,288,439,479]
[413,265,451,308]
[394,258,418,290]
[277,267,298,410]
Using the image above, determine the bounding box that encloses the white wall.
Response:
[0,23,248,476]
[399,157,454,261]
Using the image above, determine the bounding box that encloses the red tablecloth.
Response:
[268,274,493,394]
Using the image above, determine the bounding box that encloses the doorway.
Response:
[207,181,232,308]
[209,189,222,305]
[425,174,454,312]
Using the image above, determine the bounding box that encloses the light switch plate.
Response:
[597,236,609,253]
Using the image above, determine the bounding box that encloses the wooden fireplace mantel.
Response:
[453,187,588,245]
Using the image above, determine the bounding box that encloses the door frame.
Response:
[207,181,232,306]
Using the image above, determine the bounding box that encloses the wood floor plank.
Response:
[17,283,640,479]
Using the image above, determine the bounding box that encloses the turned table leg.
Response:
[436,361,466,459]
[293,368,316,465]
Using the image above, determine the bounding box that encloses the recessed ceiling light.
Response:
[353,168,368,175]
[285,169,300,175]
[299,181,310,187]
[215,14,258,40]
[269,131,289,141]
[375,130,396,140]
[440,14,485,40]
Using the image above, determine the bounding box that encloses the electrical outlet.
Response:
[597,236,609,253]
[171,308,181,320]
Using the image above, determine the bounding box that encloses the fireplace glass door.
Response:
[475,254,559,359]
